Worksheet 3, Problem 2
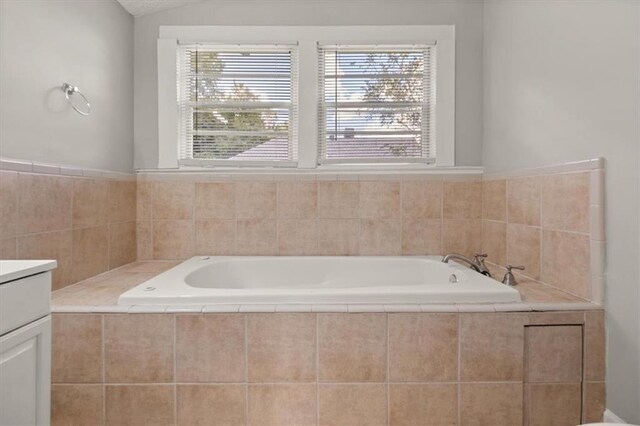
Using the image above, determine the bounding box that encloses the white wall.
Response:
[0,0,134,172]
[483,0,640,422]
[133,0,484,169]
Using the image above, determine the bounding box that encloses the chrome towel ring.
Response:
[61,83,91,116]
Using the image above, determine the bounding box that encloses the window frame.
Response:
[158,25,455,169]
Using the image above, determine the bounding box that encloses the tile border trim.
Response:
[0,156,135,181]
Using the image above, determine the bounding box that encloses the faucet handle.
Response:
[505,265,525,272]
[474,253,488,262]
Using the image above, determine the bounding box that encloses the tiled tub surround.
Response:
[0,158,137,290]
[138,158,605,305]
[51,308,605,425]
[481,158,605,304]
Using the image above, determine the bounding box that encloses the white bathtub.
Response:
[118,256,521,305]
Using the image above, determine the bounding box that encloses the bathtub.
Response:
[118,256,521,305]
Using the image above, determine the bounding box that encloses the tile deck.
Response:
[51,261,596,313]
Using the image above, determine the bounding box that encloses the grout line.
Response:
[457,313,462,426]
[244,314,249,426]
[173,315,177,426]
[386,313,390,426]
[101,315,106,426]
[316,314,320,425]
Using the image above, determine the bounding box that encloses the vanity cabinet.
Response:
[0,261,56,426]
[0,317,51,425]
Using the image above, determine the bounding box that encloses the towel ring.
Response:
[61,83,91,116]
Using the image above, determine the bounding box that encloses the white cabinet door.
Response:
[0,316,51,426]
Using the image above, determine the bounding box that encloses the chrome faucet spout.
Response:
[442,253,492,277]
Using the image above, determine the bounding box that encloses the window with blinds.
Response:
[318,45,435,164]
[178,44,298,165]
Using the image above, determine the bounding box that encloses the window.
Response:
[177,44,298,166]
[318,45,435,164]
[158,26,455,169]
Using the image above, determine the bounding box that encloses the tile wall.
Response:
[482,159,605,303]
[0,156,605,302]
[51,310,606,425]
[0,161,137,290]
[136,174,483,261]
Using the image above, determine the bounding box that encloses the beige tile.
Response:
[52,314,102,383]
[402,218,442,255]
[153,220,195,260]
[482,179,507,221]
[195,220,236,255]
[389,384,457,426]
[508,176,540,226]
[319,384,387,426]
[18,230,72,290]
[195,182,235,219]
[18,173,73,234]
[460,313,527,381]
[482,220,507,266]
[236,219,277,255]
[153,181,194,220]
[527,325,582,383]
[541,230,590,298]
[0,238,16,259]
[72,226,109,283]
[401,180,442,219]
[177,385,245,426]
[318,219,359,255]
[136,181,153,221]
[106,385,174,426]
[105,314,174,383]
[507,224,541,280]
[0,171,18,238]
[136,221,152,260]
[585,311,605,381]
[247,313,316,382]
[583,382,606,423]
[176,314,245,382]
[442,219,482,258]
[388,313,458,382]
[527,383,581,426]
[460,383,523,426]
[236,181,276,219]
[318,181,359,218]
[109,221,136,268]
[247,384,316,426]
[52,385,103,426]
[443,181,482,219]
[359,219,401,255]
[318,313,386,382]
[277,182,318,219]
[359,181,401,219]
[278,219,318,255]
[73,178,109,229]
[528,311,585,326]
[108,180,136,223]
[541,172,590,233]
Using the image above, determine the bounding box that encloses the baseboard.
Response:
[604,409,627,423]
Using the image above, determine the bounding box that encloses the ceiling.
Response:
[116,0,205,17]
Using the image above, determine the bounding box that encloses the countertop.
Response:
[0,260,58,284]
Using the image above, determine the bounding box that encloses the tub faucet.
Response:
[442,253,492,277]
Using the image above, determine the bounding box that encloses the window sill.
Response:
[136,164,484,176]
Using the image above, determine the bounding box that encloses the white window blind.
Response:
[318,44,435,164]
[178,44,298,165]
